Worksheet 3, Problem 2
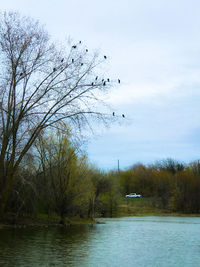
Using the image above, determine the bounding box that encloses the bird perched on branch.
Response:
[122,114,125,118]
[104,55,107,59]
[53,68,56,72]
[107,78,110,82]
[86,49,88,52]
[95,76,98,80]
[72,59,74,63]
[72,45,76,49]
[118,79,120,83]
[113,112,115,116]
[61,58,64,62]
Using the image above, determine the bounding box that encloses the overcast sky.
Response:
[1,0,200,169]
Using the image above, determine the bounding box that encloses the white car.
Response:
[125,193,142,198]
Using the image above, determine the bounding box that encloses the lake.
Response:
[0,216,200,267]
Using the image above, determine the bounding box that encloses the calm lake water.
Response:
[0,216,200,267]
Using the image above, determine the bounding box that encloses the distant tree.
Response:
[5,166,37,218]
[0,12,115,214]
[188,160,200,176]
[169,187,182,212]
[35,129,95,223]
[119,169,134,195]
[131,163,154,197]
[154,158,185,174]
[100,173,120,217]
[176,169,200,213]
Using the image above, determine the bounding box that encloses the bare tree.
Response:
[0,12,114,214]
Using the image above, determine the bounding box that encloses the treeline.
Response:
[120,159,200,213]
[4,130,120,223]
[3,133,200,223]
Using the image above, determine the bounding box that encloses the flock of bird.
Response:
[52,42,121,86]
[51,41,125,119]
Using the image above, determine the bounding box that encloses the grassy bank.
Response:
[0,213,98,228]
[117,197,200,217]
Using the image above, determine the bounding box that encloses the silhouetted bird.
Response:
[53,68,56,72]
[20,72,23,76]
[81,63,83,66]
[103,81,106,86]
[104,55,107,59]
[102,79,104,82]
[86,49,88,52]
[122,114,125,118]
[118,79,120,83]
[107,78,110,82]
[72,45,76,49]
[113,112,115,116]
[61,58,64,62]
[72,59,74,63]
[91,82,94,86]
[95,76,98,80]
[79,41,81,43]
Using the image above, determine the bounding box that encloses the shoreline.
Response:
[0,215,99,229]
[116,213,200,217]
[1,212,200,229]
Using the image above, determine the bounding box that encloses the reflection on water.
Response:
[1,217,200,267]
[0,225,94,267]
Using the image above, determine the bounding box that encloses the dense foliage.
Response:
[3,132,200,223]
[119,160,200,213]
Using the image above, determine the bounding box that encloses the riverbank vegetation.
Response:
[1,131,200,225]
